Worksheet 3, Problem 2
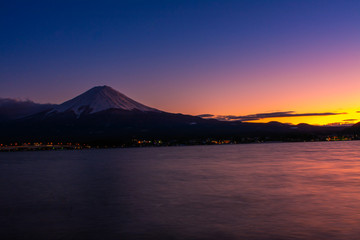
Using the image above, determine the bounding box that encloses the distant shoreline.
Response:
[0,138,356,152]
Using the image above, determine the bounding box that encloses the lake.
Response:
[1,141,360,240]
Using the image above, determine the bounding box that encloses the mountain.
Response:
[346,122,360,134]
[51,85,159,116]
[0,86,348,145]
[0,98,55,121]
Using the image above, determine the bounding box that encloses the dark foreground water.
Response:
[1,142,360,240]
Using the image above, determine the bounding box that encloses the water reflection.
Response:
[1,142,360,239]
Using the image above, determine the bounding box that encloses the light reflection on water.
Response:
[1,141,360,239]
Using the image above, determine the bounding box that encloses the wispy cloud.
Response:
[342,119,357,122]
[0,98,55,119]
[199,111,347,122]
[197,114,215,118]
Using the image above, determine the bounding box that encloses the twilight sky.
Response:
[1,0,359,125]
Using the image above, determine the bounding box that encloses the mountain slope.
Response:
[0,85,347,144]
[0,98,55,121]
[52,85,159,116]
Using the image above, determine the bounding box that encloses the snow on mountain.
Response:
[52,86,159,116]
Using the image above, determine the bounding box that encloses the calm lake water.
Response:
[1,141,360,240]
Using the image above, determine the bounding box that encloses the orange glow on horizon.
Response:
[196,108,360,126]
[145,48,360,126]
[248,111,359,126]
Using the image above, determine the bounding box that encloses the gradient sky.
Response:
[1,0,359,125]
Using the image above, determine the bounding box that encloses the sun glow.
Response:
[248,109,360,126]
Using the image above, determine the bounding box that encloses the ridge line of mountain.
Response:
[0,85,357,145]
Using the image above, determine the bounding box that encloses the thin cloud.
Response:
[0,98,55,119]
[197,114,215,118]
[199,111,347,122]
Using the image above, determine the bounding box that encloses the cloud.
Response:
[197,114,215,118]
[0,98,55,119]
[199,111,347,122]
[342,119,358,122]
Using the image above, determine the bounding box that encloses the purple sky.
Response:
[1,1,359,124]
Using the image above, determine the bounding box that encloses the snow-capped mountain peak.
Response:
[52,85,158,115]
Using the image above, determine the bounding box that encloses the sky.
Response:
[1,0,359,125]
